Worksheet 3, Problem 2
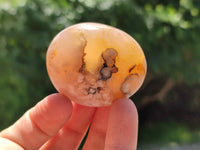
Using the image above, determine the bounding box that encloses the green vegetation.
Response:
[139,121,200,145]
[0,0,200,145]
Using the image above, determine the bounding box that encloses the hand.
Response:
[0,93,138,150]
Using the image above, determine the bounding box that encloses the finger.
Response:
[0,137,24,150]
[83,106,111,150]
[0,93,73,150]
[105,98,138,150]
[41,103,96,150]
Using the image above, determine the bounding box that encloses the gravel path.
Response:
[138,143,200,150]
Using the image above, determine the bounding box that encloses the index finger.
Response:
[0,93,73,150]
[105,98,138,150]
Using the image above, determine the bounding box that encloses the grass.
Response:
[138,121,200,146]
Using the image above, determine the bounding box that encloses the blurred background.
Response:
[0,0,200,149]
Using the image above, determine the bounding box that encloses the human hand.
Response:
[0,93,138,150]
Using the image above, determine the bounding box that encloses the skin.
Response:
[0,93,138,150]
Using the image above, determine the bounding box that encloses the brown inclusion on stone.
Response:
[100,48,118,80]
[129,64,136,73]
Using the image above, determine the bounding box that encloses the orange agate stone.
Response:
[46,23,147,107]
